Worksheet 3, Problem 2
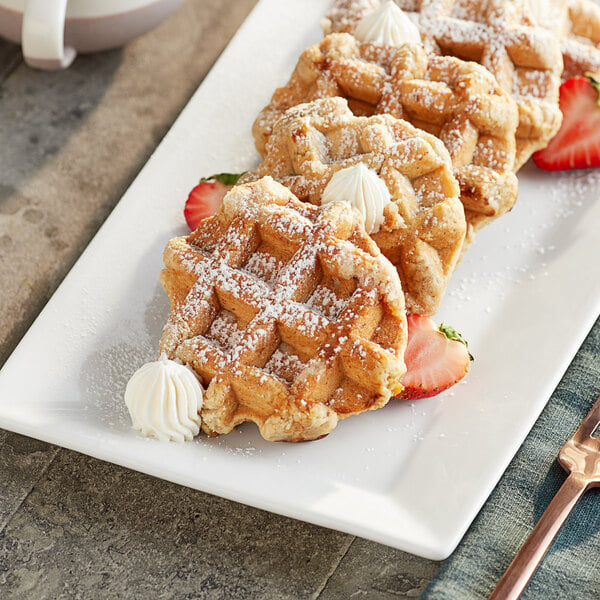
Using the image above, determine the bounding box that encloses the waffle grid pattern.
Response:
[531,0,600,80]
[323,0,564,169]
[159,178,407,441]
[246,97,466,316]
[253,33,518,244]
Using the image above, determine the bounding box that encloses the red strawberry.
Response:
[397,315,472,401]
[183,172,244,230]
[533,75,600,171]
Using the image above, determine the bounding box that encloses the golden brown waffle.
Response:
[525,0,600,80]
[323,0,564,169]
[159,177,408,442]
[253,33,518,248]
[244,97,466,316]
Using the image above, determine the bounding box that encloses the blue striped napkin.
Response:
[422,316,600,599]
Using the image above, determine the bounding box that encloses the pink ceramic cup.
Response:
[0,0,184,69]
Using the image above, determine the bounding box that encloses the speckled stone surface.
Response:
[0,432,57,531]
[0,452,353,599]
[319,538,441,599]
[0,1,441,598]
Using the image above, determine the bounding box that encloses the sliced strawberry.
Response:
[397,315,472,401]
[183,172,245,230]
[184,181,229,230]
[533,75,600,171]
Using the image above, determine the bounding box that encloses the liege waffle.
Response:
[524,0,600,80]
[244,97,466,316]
[253,33,518,247]
[159,177,408,442]
[323,0,564,169]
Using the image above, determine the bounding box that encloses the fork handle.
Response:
[489,472,589,600]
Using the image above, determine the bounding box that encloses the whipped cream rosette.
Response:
[354,1,421,46]
[321,164,391,234]
[125,353,203,442]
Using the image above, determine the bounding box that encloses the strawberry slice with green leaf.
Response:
[533,75,600,171]
[184,172,245,230]
[397,315,473,401]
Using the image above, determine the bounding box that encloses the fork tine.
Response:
[576,394,600,439]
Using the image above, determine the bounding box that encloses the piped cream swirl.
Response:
[125,354,203,442]
[355,1,421,46]
[321,164,391,234]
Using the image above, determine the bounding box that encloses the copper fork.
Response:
[489,394,600,600]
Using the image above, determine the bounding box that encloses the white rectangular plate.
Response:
[1,0,599,560]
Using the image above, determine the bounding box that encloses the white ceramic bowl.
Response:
[0,0,184,69]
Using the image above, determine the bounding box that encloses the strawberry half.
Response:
[533,75,600,171]
[397,315,472,401]
[184,172,244,230]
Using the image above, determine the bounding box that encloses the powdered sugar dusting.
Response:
[244,251,284,283]
[264,343,307,383]
[308,284,348,319]
[206,310,243,351]
[445,167,600,318]
[159,178,406,439]
[323,0,563,167]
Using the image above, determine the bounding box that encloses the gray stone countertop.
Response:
[0,1,440,597]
